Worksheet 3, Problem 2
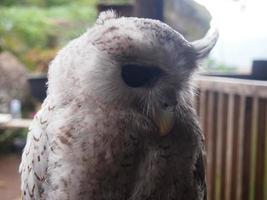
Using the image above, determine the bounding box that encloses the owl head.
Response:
[48,11,218,136]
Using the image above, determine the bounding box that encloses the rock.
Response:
[164,0,212,41]
[0,51,29,113]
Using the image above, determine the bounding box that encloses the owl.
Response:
[20,11,218,200]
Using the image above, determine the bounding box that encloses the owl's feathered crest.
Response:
[96,10,118,25]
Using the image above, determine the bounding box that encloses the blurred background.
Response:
[0,0,266,200]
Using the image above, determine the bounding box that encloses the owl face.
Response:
[76,11,218,135]
[49,11,218,136]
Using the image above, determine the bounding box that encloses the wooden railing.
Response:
[194,76,267,200]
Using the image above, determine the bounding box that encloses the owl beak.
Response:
[154,106,176,136]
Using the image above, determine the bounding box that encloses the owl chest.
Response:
[78,133,196,200]
[48,110,197,199]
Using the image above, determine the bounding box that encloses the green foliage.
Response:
[0,0,97,7]
[0,7,50,49]
[0,129,27,153]
[203,58,238,73]
[0,3,97,71]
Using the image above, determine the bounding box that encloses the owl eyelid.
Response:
[121,63,163,88]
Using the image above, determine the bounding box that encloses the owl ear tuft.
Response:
[96,10,118,25]
[191,27,219,60]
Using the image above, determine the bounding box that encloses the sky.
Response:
[194,0,267,72]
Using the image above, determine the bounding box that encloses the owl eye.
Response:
[121,64,162,88]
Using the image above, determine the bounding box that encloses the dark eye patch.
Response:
[121,64,162,88]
